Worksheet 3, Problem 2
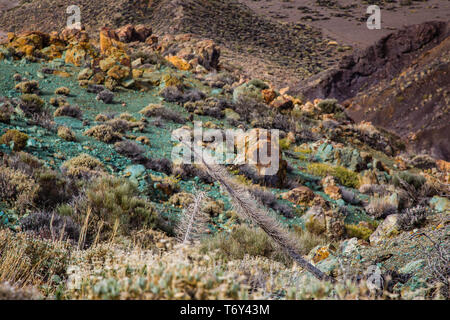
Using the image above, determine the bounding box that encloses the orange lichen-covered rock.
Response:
[166,55,192,71]
[63,28,96,66]
[261,88,277,103]
[321,176,342,200]
[270,95,294,112]
[65,43,94,66]
[311,246,333,264]
[99,27,125,56]
[282,186,316,206]
[99,57,116,72]
[107,65,130,80]
[234,128,287,186]
[60,27,89,43]
[7,31,50,57]
[436,159,450,173]
[394,156,409,170]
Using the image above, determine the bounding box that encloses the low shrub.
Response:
[15,80,39,94]
[345,224,374,241]
[139,104,186,124]
[392,171,426,190]
[115,140,145,159]
[18,94,45,116]
[0,166,38,212]
[54,105,83,119]
[397,206,427,231]
[84,124,122,143]
[57,126,77,141]
[3,151,43,176]
[34,169,77,208]
[70,177,158,242]
[0,99,14,123]
[106,118,130,133]
[61,154,105,179]
[365,196,397,218]
[200,224,291,265]
[0,129,28,151]
[307,163,360,188]
[20,211,80,243]
[0,229,70,293]
[317,99,340,114]
[54,87,70,96]
[292,227,328,255]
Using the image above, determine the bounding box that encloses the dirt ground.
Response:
[239,0,450,48]
[0,0,18,41]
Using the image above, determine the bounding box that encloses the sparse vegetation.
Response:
[57,126,77,141]
[54,104,83,119]
[307,163,360,188]
[61,154,105,179]
[84,124,122,143]
[0,129,29,151]
[0,12,447,301]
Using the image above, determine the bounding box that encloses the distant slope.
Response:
[297,21,450,160]
[0,0,340,87]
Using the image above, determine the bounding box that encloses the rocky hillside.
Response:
[0,0,346,89]
[0,23,448,300]
[298,21,450,161]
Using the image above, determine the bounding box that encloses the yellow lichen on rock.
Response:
[166,55,192,71]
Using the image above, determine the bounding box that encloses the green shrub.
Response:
[292,226,327,254]
[19,94,45,116]
[61,153,105,179]
[57,126,77,142]
[0,129,28,151]
[0,166,38,212]
[307,163,360,188]
[392,171,426,190]
[0,229,70,294]
[200,224,291,265]
[317,99,340,114]
[345,224,374,241]
[71,177,158,242]
[333,166,360,189]
[84,124,122,143]
[0,101,14,123]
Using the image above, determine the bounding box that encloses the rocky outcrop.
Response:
[298,21,449,101]
[297,21,450,161]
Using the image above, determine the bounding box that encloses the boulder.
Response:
[429,196,449,213]
[261,88,277,103]
[166,55,192,71]
[134,25,152,42]
[195,40,220,70]
[369,214,400,245]
[321,176,342,200]
[270,95,294,112]
[7,31,50,57]
[99,27,125,55]
[115,24,152,43]
[115,24,135,43]
[282,186,315,206]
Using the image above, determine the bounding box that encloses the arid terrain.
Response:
[0,0,448,301]
[240,0,450,47]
